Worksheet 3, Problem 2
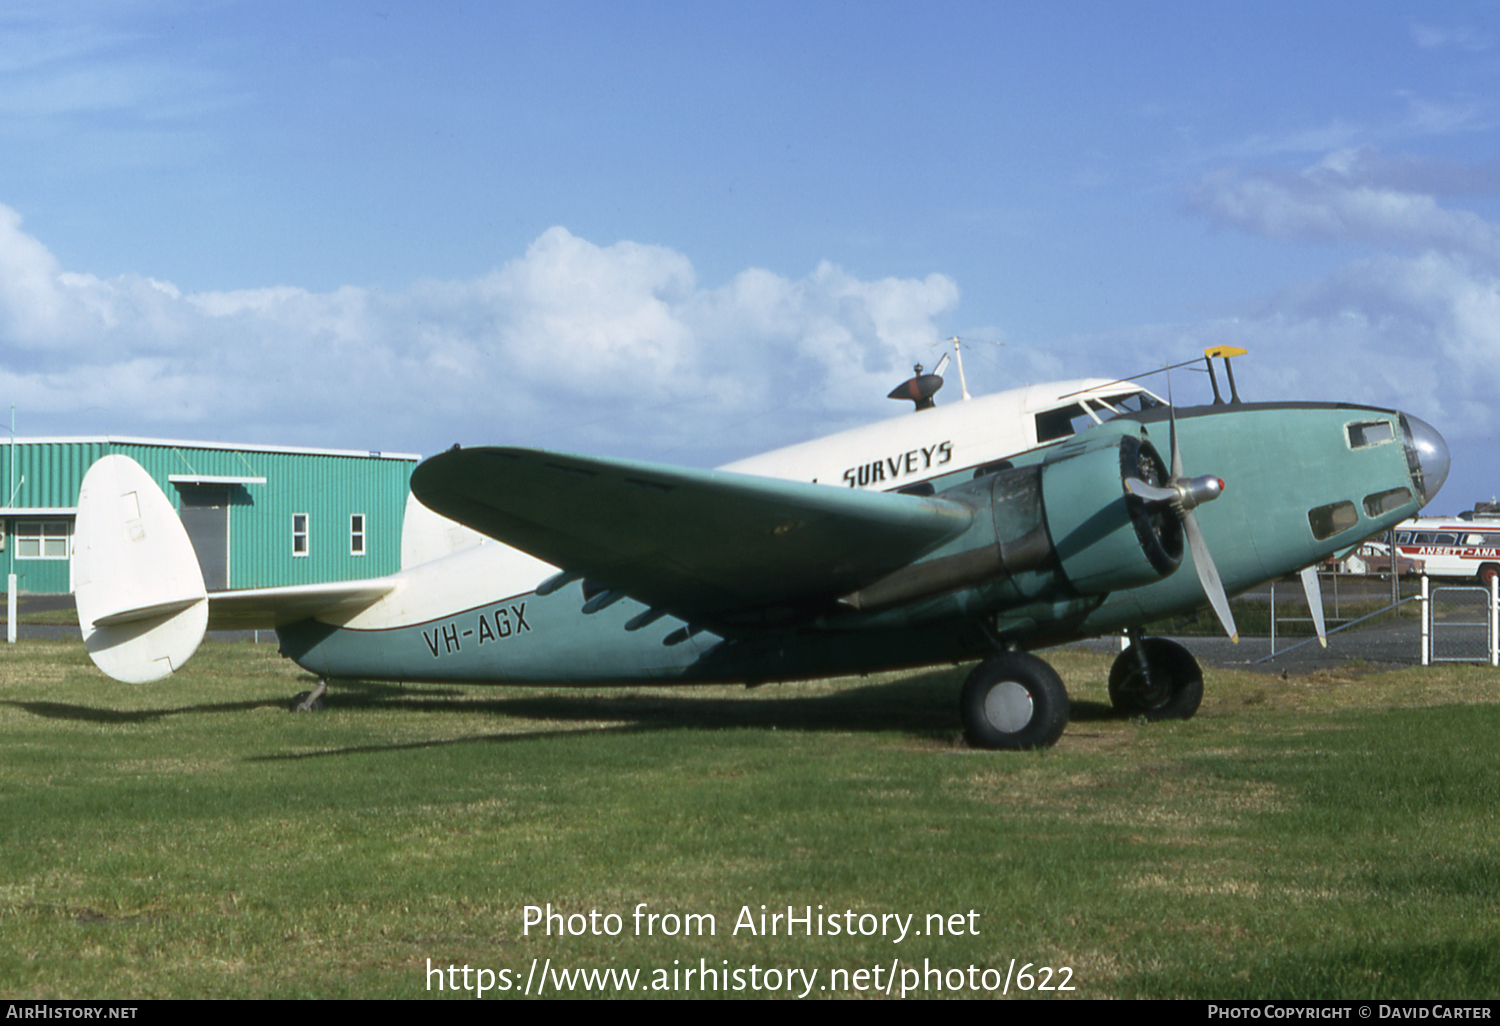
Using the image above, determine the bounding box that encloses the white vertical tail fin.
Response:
[74,455,208,683]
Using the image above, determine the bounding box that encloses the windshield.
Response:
[1035,390,1166,443]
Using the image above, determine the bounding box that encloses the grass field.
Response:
[2,637,1498,999]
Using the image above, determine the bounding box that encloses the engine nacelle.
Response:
[840,432,1181,613]
[1039,433,1183,594]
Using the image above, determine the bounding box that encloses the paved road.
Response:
[1075,621,1427,675]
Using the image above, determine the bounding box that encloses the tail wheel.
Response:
[960,652,1070,750]
[1108,637,1203,721]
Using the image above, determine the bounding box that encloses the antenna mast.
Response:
[946,337,972,401]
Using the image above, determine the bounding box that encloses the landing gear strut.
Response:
[1108,636,1203,720]
[289,680,327,712]
[960,651,1070,750]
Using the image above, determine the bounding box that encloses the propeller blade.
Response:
[1167,373,1184,480]
[1123,477,1178,503]
[1299,564,1328,648]
[1184,509,1238,643]
[1124,474,1224,511]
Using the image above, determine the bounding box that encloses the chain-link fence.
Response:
[1421,575,1499,666]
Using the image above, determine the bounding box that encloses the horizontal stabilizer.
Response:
[205,580,398,630]
[412,446,974,624]
[92,597,206,628]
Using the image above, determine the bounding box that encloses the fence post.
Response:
[1420,574,1430,667]
[1490,573,1498,669]
[1269,580,1277,655]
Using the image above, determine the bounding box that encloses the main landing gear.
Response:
[289,680,328,712]
[1107,636,1203,721]
[958,636,1206,749]
[960,651,1070,750]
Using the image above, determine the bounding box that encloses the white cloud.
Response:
[0,208,960,464]
[1190,151,1500,265]
[1158,153,1500,448]
[1410,23,1491,52]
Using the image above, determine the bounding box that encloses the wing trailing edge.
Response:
[412,446,975,625]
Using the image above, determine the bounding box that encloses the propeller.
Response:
[1123,389,1239,643]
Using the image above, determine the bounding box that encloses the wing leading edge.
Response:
[411,447,974,625]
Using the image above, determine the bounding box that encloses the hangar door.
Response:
[177,486,230,591]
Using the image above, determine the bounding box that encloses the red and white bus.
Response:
[1393,513,1500,585]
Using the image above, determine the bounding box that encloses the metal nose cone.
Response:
[1401,414,1450,505]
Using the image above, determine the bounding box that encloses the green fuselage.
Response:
[277,402,1436,686]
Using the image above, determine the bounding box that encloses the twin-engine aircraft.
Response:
[72,350,1449,749]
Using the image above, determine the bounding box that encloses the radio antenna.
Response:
[944,337,972,401]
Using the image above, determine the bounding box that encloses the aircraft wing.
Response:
[411,447,974,625]
[205,580,398,630]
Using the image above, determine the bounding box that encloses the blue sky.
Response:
[2,1,1497,511]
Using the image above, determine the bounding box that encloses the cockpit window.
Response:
[1347,420,1395,448]
[1036,390,1166,443]
[1363,487,1411,517]
[1035,403,1093,443]
[1309,500,1359,541]
[1098,391,1164,414]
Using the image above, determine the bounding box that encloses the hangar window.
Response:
[293,513,310,557]
[350,514,366,556]
[1308,501,1359,541]
[16,520,71,559]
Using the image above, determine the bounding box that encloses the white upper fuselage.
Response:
[720,377,1161,489]
[383,378,1165,631]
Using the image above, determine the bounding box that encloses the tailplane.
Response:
[73,455,208,683]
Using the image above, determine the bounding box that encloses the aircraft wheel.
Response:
[1108,637,1203,720]
[289,680,328,712]
[960,652,1070,750]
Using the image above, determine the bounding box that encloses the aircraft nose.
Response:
[1401,414,1450,506]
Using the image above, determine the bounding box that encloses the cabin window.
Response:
[1308,500,1358,541]
[293,513,309,557]
[1347,420,1395,448]
[1363,488,1411,517]
[1463,533,1494,546]
[15,520,71,559]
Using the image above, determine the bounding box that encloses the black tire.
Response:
[960,652,1070,750]
[1478,564,1500,587]
[1108,637,1203,720]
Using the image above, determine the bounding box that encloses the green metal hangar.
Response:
[2,437,419,596]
